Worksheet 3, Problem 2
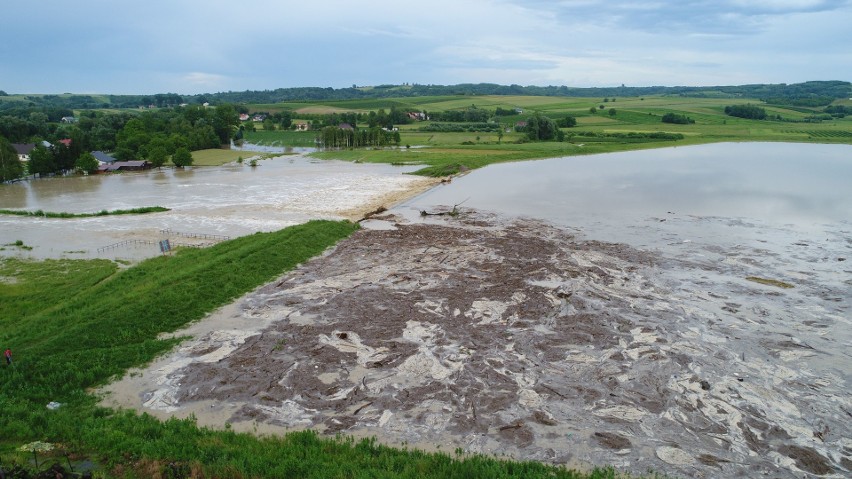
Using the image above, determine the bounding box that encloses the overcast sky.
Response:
[1,0,850,95]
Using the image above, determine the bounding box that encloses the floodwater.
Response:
[0,155,434,261]
[404,142,852,239]
[100,142,851,477]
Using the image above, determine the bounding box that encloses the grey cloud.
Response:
[521,0,850,34]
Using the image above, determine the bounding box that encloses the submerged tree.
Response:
[27,145,56,177]
[172,147,193,168]
[75,152,99,174]
[0,137,24,182]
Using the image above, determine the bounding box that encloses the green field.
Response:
[0,222,625,478]
[244,129,319,147]
[247,94,851,176]
[190,148,267,166]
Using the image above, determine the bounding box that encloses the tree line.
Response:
[189,81,851,107]
[2,82,848,113]
[317,126,400,148]
[0,103,239,181]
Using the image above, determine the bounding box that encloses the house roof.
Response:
[58,138,72,146]
[338,123,354,130]
[97,160,149,172]
[12,143,35,155]
[91,151,117,164]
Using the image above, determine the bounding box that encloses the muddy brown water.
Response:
[0,155,434,260]
[12,142,848,477]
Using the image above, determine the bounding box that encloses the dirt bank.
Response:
[101,209,851,478]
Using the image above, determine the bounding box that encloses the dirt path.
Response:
[101,209,851,478]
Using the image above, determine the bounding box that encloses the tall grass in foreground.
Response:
[0,220,628,478]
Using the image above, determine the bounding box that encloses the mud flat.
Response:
[101,207,851,478]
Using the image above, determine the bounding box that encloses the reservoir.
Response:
[404,142,852,242]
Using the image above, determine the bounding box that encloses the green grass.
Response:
[312,134,710,177]
[0,206,169,218]
[190,148,265,166]
[244,129,319,147]
[0,220,631,478]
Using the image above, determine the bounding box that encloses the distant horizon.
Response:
[2,1,849,95]
[3,79,850,98]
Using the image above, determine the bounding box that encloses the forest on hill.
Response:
[1,81,849,110]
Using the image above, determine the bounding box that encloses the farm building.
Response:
[97,160,151,173]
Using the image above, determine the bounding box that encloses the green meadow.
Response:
[190,148,272,166]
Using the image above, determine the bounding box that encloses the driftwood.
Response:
[498,422,523,431]
[420,198,469,217]
[353,401,374,415]
[359,206,388,222]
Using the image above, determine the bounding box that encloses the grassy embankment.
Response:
[0,220,622,478]
[245,94,852,176]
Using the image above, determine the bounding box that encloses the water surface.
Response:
[404,142,852,237]
[0,156,422,260]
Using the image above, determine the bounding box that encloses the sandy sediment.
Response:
[100,209,851,478]
[335,176,443,221]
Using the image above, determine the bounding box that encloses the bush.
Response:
[420,123,501,133]
[661,113,695,124]
[724,104,767,120]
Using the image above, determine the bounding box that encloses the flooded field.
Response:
[100,143,851,478]
[0,156,435,260]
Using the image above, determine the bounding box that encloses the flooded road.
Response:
[100,143,851,478]
[0,156,435,260]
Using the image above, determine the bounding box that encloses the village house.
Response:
[12,143,35,162]
[293,121,310,131]
[91,151,118,165]
[239,113,250,121]
[338,123,354,130]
